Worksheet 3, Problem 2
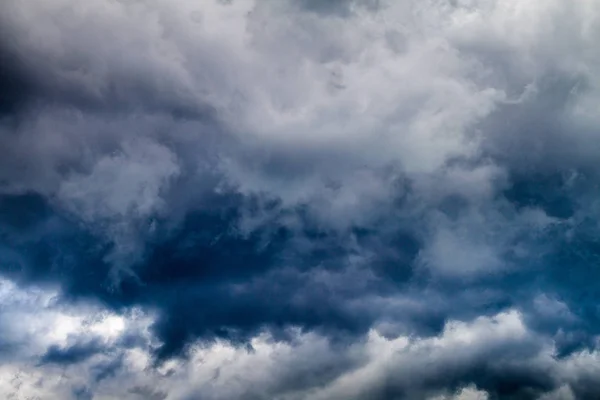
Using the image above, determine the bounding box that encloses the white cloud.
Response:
[1,0,600,397]
[0,278,597,400]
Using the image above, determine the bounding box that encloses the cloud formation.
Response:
[1,0,600,398]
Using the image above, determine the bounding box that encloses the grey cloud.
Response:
[40,339,107,366]
[2,302,600,400]
[1,0,600,398]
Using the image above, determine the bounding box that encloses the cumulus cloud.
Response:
[1,0,600,398]
[1,279,599,400]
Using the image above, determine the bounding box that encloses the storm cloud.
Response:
[1,0,600,398]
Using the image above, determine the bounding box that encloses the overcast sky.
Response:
[1,0,600,399]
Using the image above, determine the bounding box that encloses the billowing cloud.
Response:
[1,0,600,398]
[2,279,600,400]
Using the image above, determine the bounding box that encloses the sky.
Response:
[0,0,600,399]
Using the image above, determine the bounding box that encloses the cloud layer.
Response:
[1,0,600,398]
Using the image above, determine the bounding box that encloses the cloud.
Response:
[1,0,600,398]
[0,281,598,400]
[40,339,108,366]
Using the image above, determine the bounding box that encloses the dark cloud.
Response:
[129,386,168,400]
[0,191,424,360]
[1,0,600,399]
[40,340,107,366]
[72,386,93,400]
[90,355,125,383]
[0,46,33,117]
[297,0,381,16]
